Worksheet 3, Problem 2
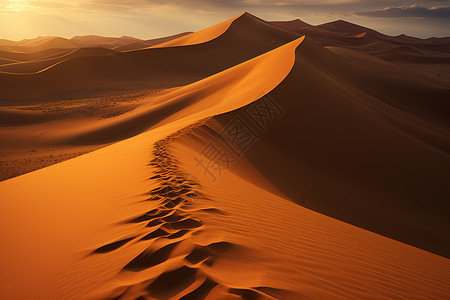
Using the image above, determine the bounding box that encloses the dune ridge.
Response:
[90,122,298,299]
[269,18,450,84]
[149,14,243,48]
[0,12,299,101]
[62,37,303,145]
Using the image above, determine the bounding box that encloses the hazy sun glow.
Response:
[6,0,30,11]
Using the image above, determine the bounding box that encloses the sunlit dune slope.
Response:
[1,32,449,299]
[204,36,450,257]
[0,13,299,101]
[59,38,303,145]
[149,14,242,48]
[0,36,302,300]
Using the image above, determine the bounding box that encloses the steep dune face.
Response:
[0,13,299,101]
[206,37,450,257]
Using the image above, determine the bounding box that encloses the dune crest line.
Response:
[93,120,293,299]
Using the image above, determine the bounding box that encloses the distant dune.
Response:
[0,47,117,74]
[0,13,298,101]
[0,12,449,300]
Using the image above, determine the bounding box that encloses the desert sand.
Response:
[0,12,449,300]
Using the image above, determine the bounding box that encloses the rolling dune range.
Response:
[0,12,449,300]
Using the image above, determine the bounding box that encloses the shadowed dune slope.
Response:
[0,108,55,126]
[205,37,450,257]
[0,47,117,74]
[0,57,18,65]
[270,19,450,69]
[70,34,193,51]
[268,19,314,31]
[318,20,387,39]
[0,13,299,101]
[0,48,73,63]
[70,35,139,48]
[0,36,79,52]
[116,33,192,51]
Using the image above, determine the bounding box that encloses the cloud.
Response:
[28,1,71,9]
[355,4,450,18]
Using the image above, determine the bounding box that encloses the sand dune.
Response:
[0,47,117,74]
[0,36,79,52]
[318,20,386,39]
[0,12,449,300]
[70,35,140,48]
[0,13,298,101]
[149,14,241,48]
[0,56,18,65]
[0,33,191,62]
[70,35,193,51]
[61,38,301,145]
[1,35,138,52]
[1,32,449,298]
[270,18,450,85]
[0,47,73,63]
[113,33,192,52]
[0,108,54,126]
[272,18,450,50]
[206,36,450,257]
[268,19,313,31]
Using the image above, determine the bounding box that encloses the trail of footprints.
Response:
[93,123,283,300]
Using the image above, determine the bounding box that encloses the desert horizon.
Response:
[0,6,449,300]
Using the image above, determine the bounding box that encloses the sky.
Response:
[0,0,449,40]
